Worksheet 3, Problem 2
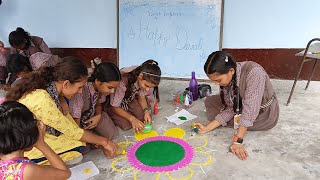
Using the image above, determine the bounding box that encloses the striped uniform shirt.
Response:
[0,53,6,67]
[29,52,61,70]
[215,62,267,127]
[69,82,106,119]
[110,66,147,108]
[10,36,51,57]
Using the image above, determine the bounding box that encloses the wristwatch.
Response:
[232,135,243,144]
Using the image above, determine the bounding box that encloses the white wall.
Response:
[0,0,117,48]
[1,0,319,49]
[222,0,320,48]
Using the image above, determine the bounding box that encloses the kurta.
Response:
[19,89,85,163]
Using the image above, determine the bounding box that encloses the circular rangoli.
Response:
[127,136,194,172]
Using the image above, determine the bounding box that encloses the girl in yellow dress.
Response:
[6,57,120,164]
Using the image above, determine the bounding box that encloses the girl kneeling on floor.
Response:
[69,62,121,140]
[195,51,279,160]
[5,57,120,165]
[108,60,161,133]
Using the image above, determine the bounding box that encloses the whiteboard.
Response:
[0,0,117,48]
[118,0,223,79]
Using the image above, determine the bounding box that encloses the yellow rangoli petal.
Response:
[184,136,208,149]
[166,166,194,180]
[111,156,134,173]
[134,170,161,180]
[163,128,186,139]
[191,150,212,166]
[134,130,158,141]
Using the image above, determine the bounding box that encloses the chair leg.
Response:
[287,59,306,106]
[305,59,318,90]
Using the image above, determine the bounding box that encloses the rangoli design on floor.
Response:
[112,128,213,180]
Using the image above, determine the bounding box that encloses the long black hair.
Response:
[88,62,121,83]
[124,59,161,102]
[0,101,39,155]
[6,56,88,101]
[9,27,31,48]
[6,54,32,74]
[204,51,242,113]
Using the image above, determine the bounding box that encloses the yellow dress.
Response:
[19,89,85,164]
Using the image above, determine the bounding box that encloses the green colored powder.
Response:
[178,116,188,120]
[135,141,185,166]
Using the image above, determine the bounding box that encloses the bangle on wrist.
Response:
[143,107,151,113]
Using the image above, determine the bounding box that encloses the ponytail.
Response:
[153,86,160,103]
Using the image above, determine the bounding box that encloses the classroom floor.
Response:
[81,79,320,180]
[1,79,319,180]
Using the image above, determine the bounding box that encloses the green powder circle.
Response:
[135,141,185,166]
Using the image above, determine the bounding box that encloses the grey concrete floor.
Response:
[1,79,319,180]
[82,79,320,180]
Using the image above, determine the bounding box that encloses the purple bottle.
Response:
[189,71,198,101]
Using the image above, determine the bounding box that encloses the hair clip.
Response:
[225,56,229,63]
[142,72,160,77]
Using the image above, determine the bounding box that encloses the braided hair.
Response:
[123,59,161,102]
[204,51,242,113]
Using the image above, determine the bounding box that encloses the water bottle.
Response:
[189,71,198,101]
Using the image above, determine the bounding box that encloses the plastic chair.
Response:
[287,38,320,105]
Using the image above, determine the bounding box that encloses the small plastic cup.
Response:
[142,124,153,133]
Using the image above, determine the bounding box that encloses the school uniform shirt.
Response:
[0,52,6,66]
[215,62,267,127]
[29,52,61,71]
[69,82,106,119]
[110,66,147,110]
[0,53,7,82]
[10,36,51,57]
[69,82,120,140]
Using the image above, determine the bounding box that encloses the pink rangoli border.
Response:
[127,136,194,173]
